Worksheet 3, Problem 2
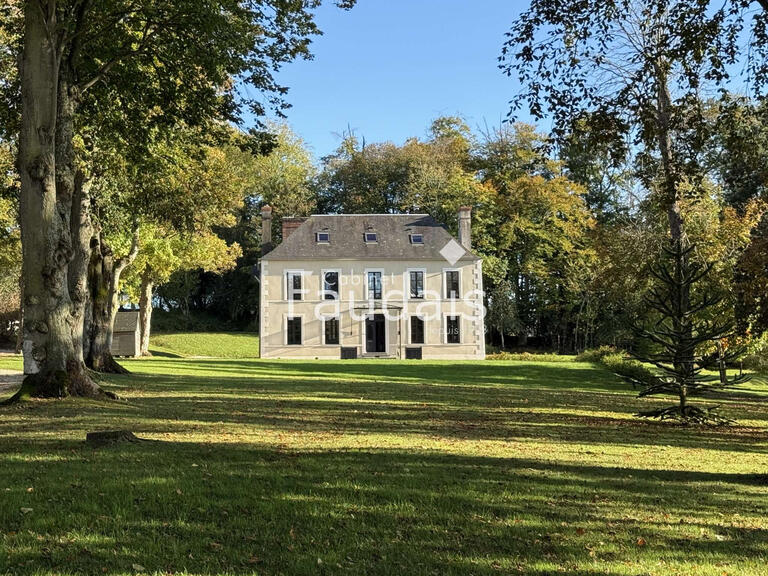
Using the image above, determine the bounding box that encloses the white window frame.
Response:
[443,313,462,345]
[442,268,462,300]
[409,314,426,345]
[285,269,306,301]
[364,231,378,244]
[322,315,341,346]
[285,314,304,346]
[315,231,330,244]
[404,268,426,300]
[365,268,385,301]
[320,268,341,301]
[409,233,424,245]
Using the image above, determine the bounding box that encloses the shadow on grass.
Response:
[1,358,766,574]
[0,441,766,576]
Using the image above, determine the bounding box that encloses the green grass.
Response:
[0,354,766,575]
[150,332,260,358]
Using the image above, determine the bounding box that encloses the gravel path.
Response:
[0,368,23,395]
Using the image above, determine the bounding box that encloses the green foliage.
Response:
[248,122,317,243]
[575,346,620,364]
[577,346,658,386]
[486,351,573,362]
[479,124,596,346]
[743,333,768,373]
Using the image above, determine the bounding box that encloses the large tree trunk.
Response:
[654,57,696,401]
[13,2,107,401]
[15,272,23,354]
[68,171,93,366]
[138,268,154,356]
[17,3,73,396]
[87,228,139,373]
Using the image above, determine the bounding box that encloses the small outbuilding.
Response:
[111,310,140,358]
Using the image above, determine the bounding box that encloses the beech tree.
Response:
[7,0,354,399]
[123,227,241,356]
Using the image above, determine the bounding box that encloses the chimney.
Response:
[260,205,273,256]
[282,216,307,241]
[458,206,472,250]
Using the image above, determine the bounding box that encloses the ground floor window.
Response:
[287,317,302,345]
[446,315,460,344]
[410,316,425,344]
[324,317,340,345]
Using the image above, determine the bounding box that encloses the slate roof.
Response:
[262,214,480,262]
[113,310,139,332]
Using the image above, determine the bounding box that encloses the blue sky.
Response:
[263,0,528,160]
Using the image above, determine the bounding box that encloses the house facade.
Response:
[259,208,485,360]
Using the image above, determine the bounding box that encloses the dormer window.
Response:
[316,232,330,243]
[410,233,424,245]
[364,232,378,243]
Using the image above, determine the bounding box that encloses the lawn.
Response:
[149,332,260,358]
[0,351,766,575]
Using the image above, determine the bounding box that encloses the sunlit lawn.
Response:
[150,332,260,358]
[0,351,766,575]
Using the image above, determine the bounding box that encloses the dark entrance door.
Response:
[365,314,386,353]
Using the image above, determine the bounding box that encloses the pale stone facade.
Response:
[259,212,486,360]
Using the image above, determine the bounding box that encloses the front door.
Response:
[365,314,386,353]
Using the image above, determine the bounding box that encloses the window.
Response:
[446,316,460,344]
[287,317,302,345]
[410,316,425,344]
[410,233,424,245]
[323,271,339,300]
[287,271,303,301]
[364,232,378,243]
[445,270,460,299]
[409,270,424,299]
[316,232,330,243]
[324,317,340,345]
[367,271,382,300]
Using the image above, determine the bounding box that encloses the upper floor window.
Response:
[364,232,378,243]
[316,232,330,243]
[286,271,303,301]
[410,233,424,245]
[445,270,460,299]
[409,270,424,299]
[367,271,382,300]
[323,271,339,300]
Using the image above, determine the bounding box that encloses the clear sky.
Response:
[261,0,529,160]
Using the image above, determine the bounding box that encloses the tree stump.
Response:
[86,431,143,446]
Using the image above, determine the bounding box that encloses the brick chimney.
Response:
[260,205,273,256]
[282,216,307,241]
[458,206,472,250]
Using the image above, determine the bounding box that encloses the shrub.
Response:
[578,347,657,387]
[743,334,768,373]
[487,351,573,362]
[575,346,618,363]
